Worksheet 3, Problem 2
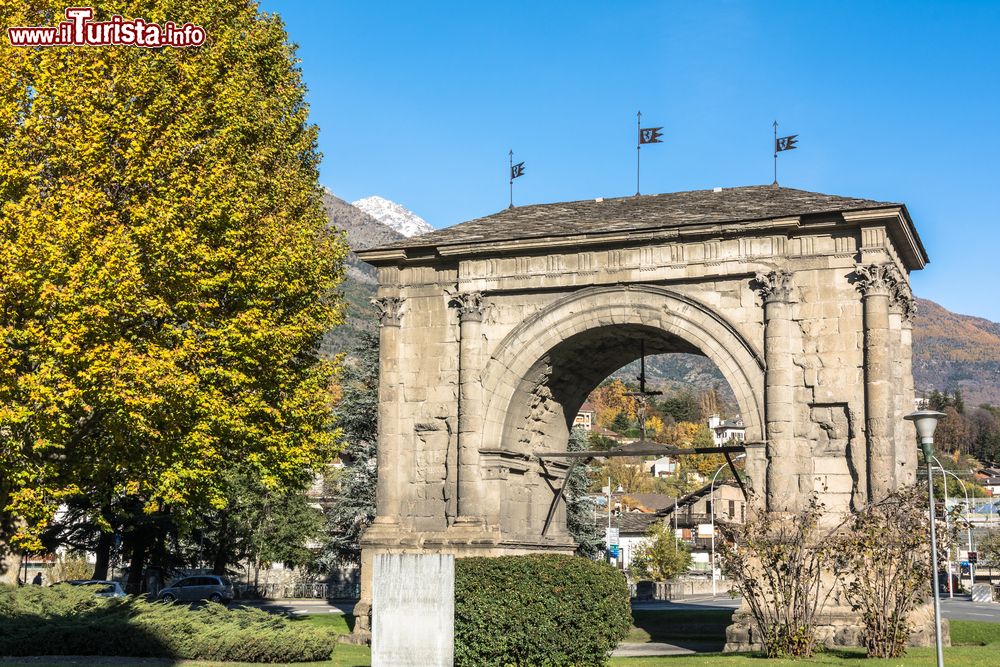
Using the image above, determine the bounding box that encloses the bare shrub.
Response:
[832,486,946,658]
[718,495,839,658]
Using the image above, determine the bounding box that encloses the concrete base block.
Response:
[724,603,949,653]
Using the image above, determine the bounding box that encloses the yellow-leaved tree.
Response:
[0,1,346,584]
[670,421,726,477]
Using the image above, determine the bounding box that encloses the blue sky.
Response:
[261,0,1000,320]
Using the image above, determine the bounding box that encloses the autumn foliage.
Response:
[0,2,346,551]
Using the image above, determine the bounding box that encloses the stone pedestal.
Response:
[724,602,949,653]
[371,553,454,667]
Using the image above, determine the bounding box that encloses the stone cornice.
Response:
[357,217,803,264]
[841,207,927,271]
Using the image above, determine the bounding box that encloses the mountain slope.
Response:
[610,298,1000,409]
[912,298,1000,405]
[320,191,402,355]
[352,195,434,237]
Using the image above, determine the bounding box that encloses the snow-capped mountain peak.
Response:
[351,196,433,238]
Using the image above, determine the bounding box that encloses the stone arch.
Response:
[480,285,765,456]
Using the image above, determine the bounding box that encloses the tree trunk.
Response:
[212,515,229,575]
[125,531,147,594]
[91,531,112,580]
[212,545,228,575]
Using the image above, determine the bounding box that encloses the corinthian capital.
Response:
[890,280,917,321]
[371,296,403,326]
[854,263,901,298]
[449,291,486,323]
[753,269,794,303]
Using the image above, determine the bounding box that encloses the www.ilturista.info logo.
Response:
[7,7,206,47]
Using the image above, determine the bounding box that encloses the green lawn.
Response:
[290,613,355,635]
[610,646,997,666]
[3,615,997,666]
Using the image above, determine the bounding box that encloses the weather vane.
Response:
[636,111,663,196]
[508,149,525,208]
[772,120,799,186]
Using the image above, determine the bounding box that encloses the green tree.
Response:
[610,411,632,434]
[629,523,692,581]
[0,1,346,581]
[318,329,379,566]
[188,469,324,577]
[566,427,603,558]
[979,527,1000,567]
[658,390,702,423]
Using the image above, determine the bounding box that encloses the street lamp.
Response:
[710,454,745,597]
[905,409,946,667]
[931,457,976,594]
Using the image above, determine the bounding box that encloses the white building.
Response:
[707,414,746,446]
[574,402,596,431]
[648,456,676,477]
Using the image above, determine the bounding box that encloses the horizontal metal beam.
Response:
[534,443,762,459]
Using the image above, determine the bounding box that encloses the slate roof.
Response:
[622,493,676,513]
[363,185,903,253]
[618,512,661,534]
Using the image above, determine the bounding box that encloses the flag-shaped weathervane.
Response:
[772,120,799,185]
[508,150,525,208]
[636,111,664,196]
[639,127,663,145]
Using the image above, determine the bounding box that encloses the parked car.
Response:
[66,579,126,598]
[157,575,234,603]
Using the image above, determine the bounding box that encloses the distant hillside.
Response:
[320,190,402,356]
[611,355,737,411]
[912,298,1000,406]
[610,298,1000,410]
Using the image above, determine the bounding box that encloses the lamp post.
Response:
[905,410,947,667]
[710,454,745,596]
[931,457,976,592]
[928,459,954,598]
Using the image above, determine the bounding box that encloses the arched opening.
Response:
[477,285,766,543]
[501,324,732,456]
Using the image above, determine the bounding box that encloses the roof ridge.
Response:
[358,185,906,256]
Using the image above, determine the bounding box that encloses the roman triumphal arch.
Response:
[353,185,928,640]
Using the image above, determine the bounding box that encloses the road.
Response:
[238,598,356,615]
[243,593,1000,623]
[634,594,1000,623]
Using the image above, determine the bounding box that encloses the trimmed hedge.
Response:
[0,583,336,662]
[455,554,631,667]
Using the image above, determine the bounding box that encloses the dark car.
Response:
[157,575,234,603]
